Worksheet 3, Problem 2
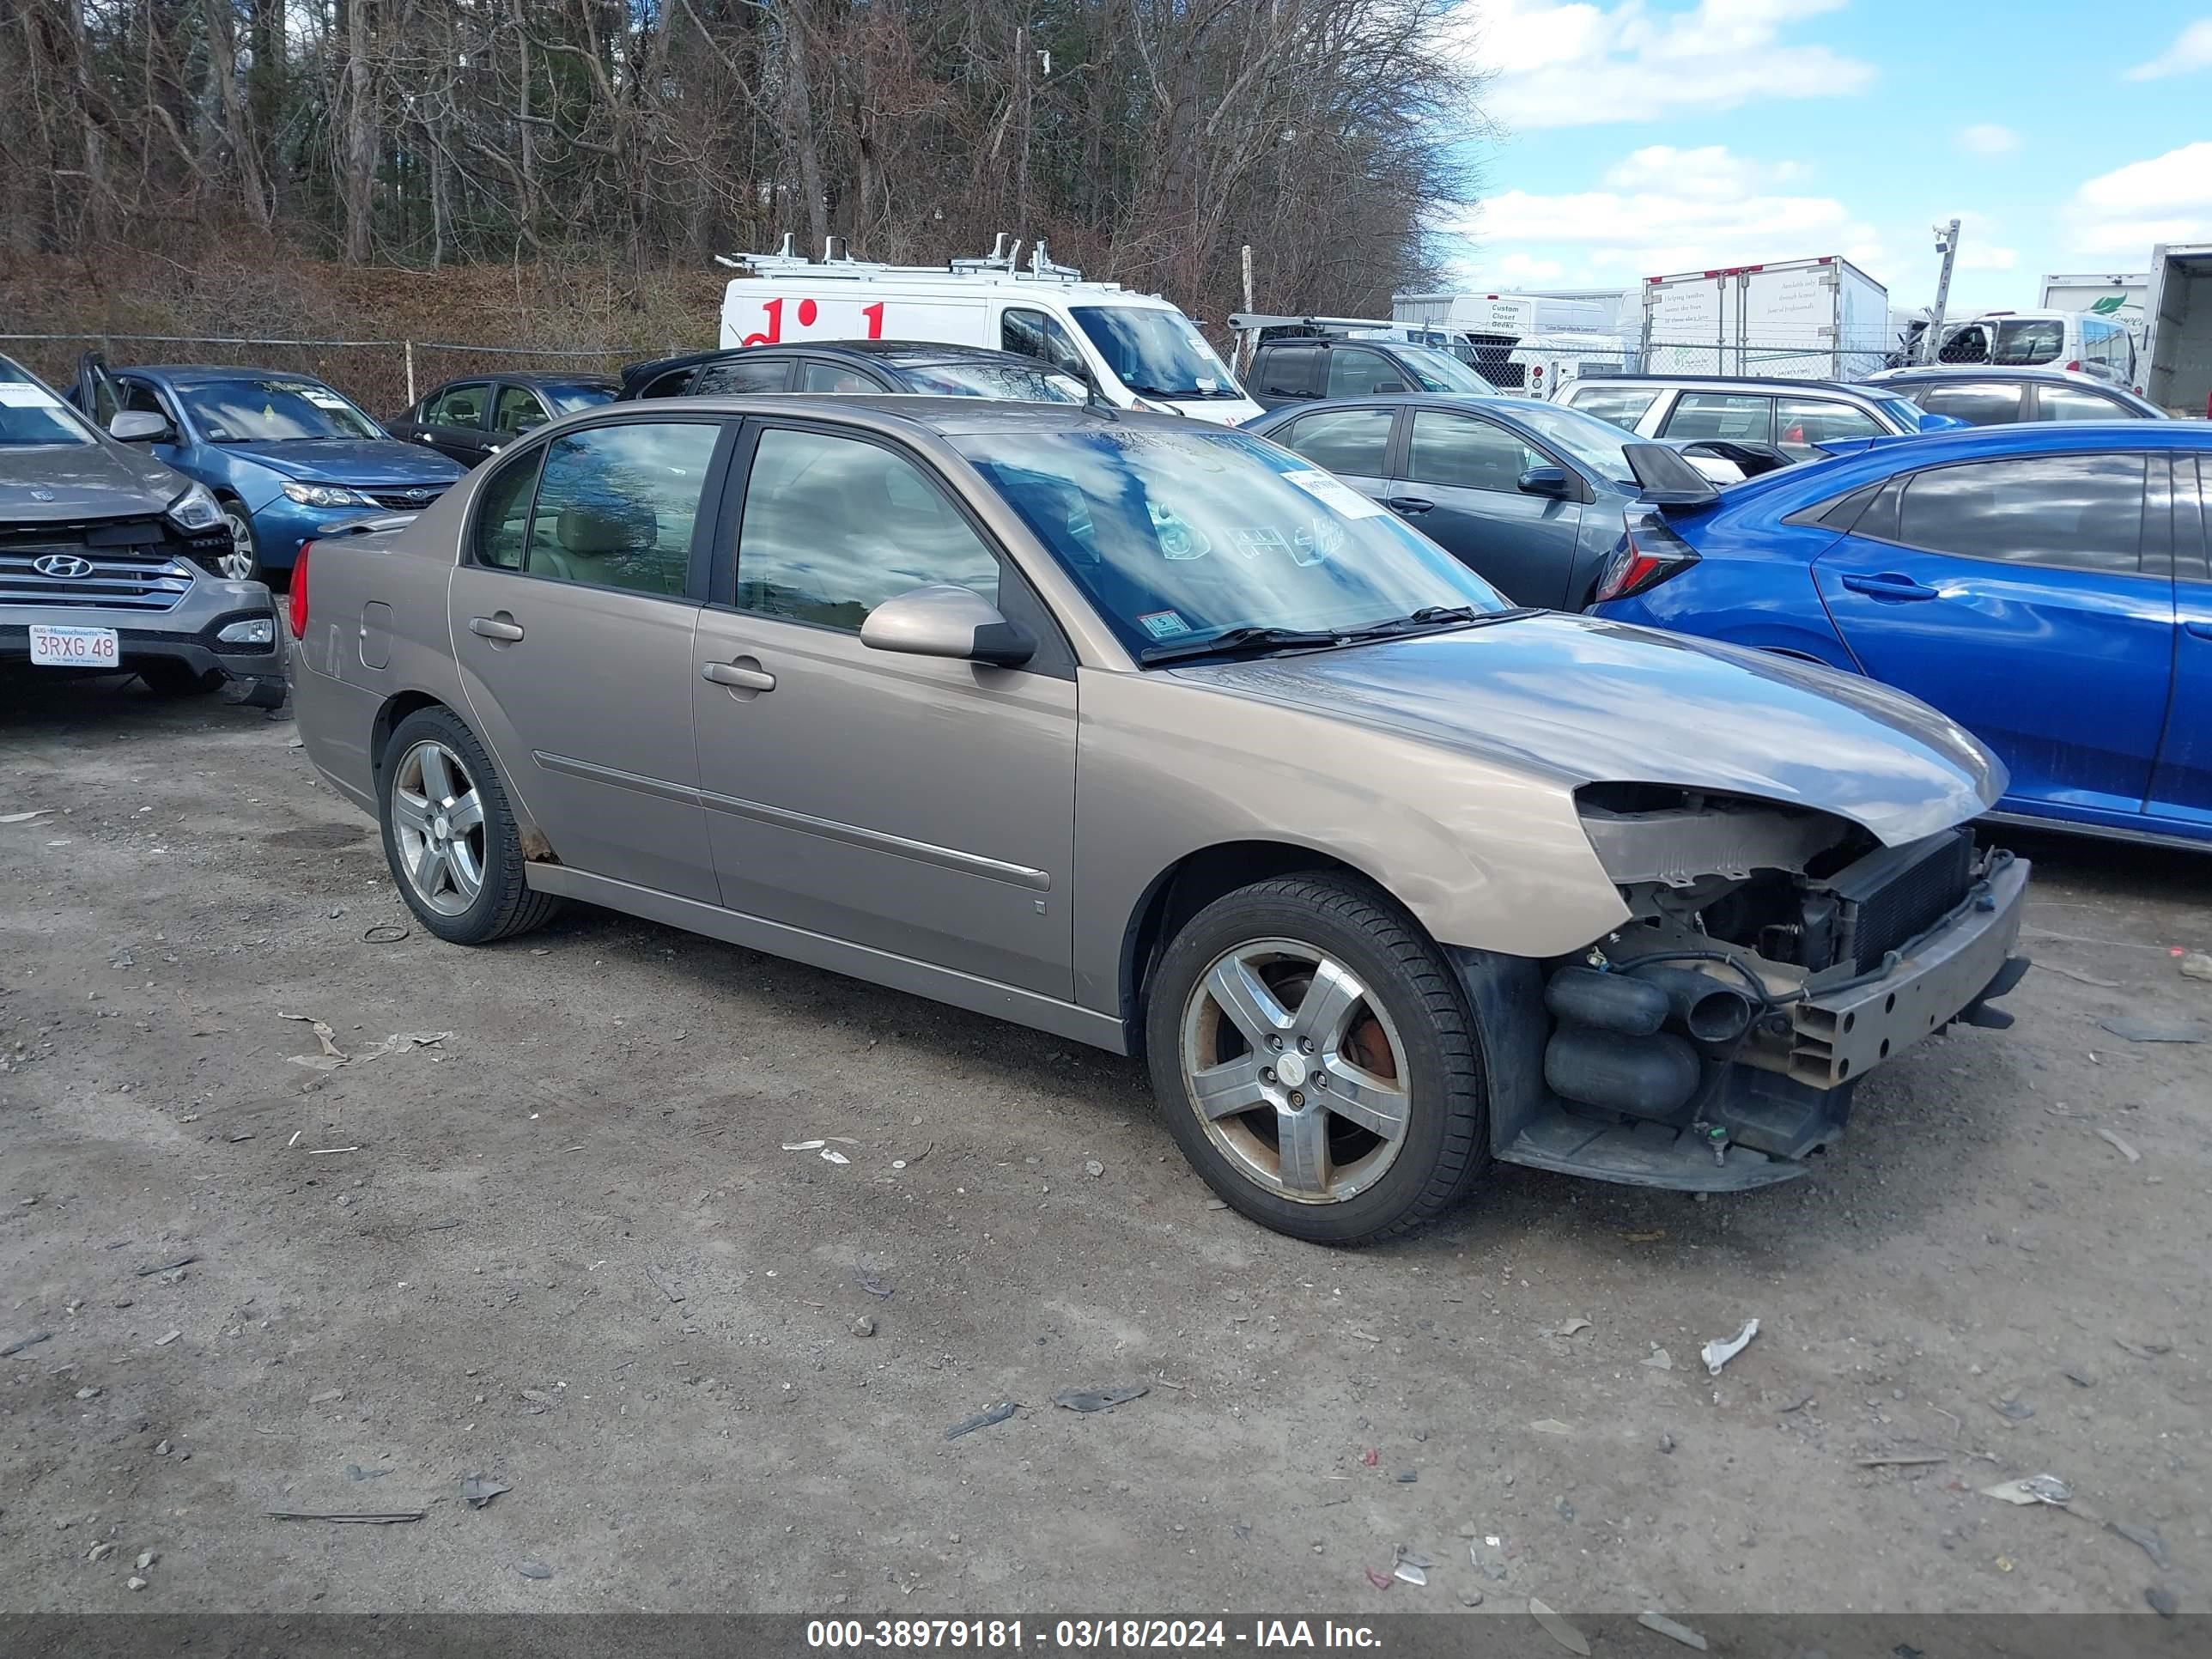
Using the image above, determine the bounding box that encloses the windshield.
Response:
[898,362,1086,404]
[1485,401,1638,484]
[0,371,94,447]
[177,378,384,443]
[1991,319,2064,366]
[544,383,617,414]
[1393,344,1496,393]
[1070,307,1243,401]
[954,424,1508,659]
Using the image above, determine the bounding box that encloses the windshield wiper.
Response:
[1139,624,1347,665]
[1336,605,1543,642]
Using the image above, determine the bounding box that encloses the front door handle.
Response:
[2186,620,2212,642]
[1386,496,1435,515]
[702,659,776,693]
[1840,572,1939,602]
[469,615,525,641]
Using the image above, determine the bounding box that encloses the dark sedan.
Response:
[392,374,620,466]
[1245,393,1747,611]
[618,340,1087,404]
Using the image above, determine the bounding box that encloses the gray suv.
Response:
[1559,374,1950,461]
[1,356,283,704]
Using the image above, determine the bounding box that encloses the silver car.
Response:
[289,398,2029,1243]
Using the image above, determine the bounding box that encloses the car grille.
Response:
[0,519,196,612]
[1830,829,1978,972]
[362,487,447,511]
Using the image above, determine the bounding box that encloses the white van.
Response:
[716,238,1261,425]
[1933,309,2138,386]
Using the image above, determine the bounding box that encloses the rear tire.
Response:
[1144,872,1491,1244]
[377,705,561,945]
[137,661,225,697]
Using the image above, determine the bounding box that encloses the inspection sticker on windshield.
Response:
[1282,468,1385,520]
[1137,610,1192,640]
[0,384,64,409]
[302,389,350,410]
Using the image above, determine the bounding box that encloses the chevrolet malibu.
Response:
[289,399,2029,1243]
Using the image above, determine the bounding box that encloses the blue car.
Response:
[1592,421,2212,848]
[70,360,464,582]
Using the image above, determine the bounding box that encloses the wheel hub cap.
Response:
[390,740,486,917]
[1179,939,1412,1206]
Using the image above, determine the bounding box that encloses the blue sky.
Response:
[1443,0,2212,310]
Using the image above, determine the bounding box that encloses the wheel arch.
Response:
[370,690,448,775]
[1117,840,1427,1048]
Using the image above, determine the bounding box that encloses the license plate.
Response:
[28,624,120,668]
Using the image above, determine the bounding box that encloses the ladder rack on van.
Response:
[714,233,1102,289]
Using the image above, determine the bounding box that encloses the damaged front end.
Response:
[1467,784,2029,1193]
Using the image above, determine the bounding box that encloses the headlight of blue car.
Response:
[166,480,225,532]
[281,481,375,508]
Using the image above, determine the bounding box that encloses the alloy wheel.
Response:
[1178,938,1412,1204]
[389,739,486,915]
[217,507,256,581]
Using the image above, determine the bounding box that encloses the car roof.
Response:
[125,365,354,388]
[624,340,1048,380]
[580,393,1152,440]
[437,371,617,388]
[1565,374,1893,397]
[1865,365,2122,386]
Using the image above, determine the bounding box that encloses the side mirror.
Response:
[1518,463,1573,499]
[861,584,1036,669]
[110,410,172,444]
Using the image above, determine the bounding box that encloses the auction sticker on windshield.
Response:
[1281,468,1386,520]
[1137,610,1191,639]
[0,384,66,409]
[28,625,119,668]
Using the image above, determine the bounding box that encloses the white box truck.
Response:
[715,237,1260,425]
[1386,290,1630,392]
[2144,246,2212,417]
[1640,257,1890,380]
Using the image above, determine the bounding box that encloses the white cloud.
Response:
[1948,211,2019,271]
[1956,124,2020,156]
[2126,17,2212,80]
[1492,252,1566,281]
[1454,0,1876,131]
[2064,142,2212,256]
[1445,145,1879,281]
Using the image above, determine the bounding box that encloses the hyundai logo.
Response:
[32,554,94,580]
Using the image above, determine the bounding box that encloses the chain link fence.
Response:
[0,332,703,416]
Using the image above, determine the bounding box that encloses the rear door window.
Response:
[1894,453,2147,575]
[428,382,490,429]
[1255,344,1319,399]
[1273,407,1395,477]
[692,356,797,395]
[1661,393,1774,445]
[799,361,881,394]
[522,421,723,596]
[1912,382,2026,426]
[492,385,550,437]
[1565,386,1660,430]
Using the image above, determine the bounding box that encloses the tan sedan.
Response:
[289,398,2028,1243]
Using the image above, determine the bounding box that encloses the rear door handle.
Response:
[2185,621,2212,641]
[469,616,525,641]
[1386,496,1434,515]
[702,660,776,692]
[1840,572,1939,602]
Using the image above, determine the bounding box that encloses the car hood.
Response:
[1172,611,2003,847]
[0,441,185,524]
[218,440,465,486]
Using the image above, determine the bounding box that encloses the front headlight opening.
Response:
[167,482,223,531]
[281,481,368,508]
[217,617,276,644]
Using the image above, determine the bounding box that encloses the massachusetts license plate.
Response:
[28,624,120,667]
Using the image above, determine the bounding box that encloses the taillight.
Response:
[2064,360,2082,373]
[288,541,313,640]
[1593,526,1699,605]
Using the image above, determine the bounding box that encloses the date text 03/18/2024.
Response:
[804,1620,1383,1650]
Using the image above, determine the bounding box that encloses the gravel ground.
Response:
[1,679,2205,1619]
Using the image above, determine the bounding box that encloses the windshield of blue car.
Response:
[1070,307,1243,401]
[1990,319,2065,366]
[1486,401,1636,485]
[1392,345,1495,394]
[897,362,1087,404]
[544,383,617,414]
[955,425,1510,660]
[178,379,384,443]
[0,374,95,447]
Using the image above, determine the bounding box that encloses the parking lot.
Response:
[2,681,2203,1618]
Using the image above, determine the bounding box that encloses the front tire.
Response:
[377,706,560,945]
[1145,873,1490,1244]
[216,501,259,583]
